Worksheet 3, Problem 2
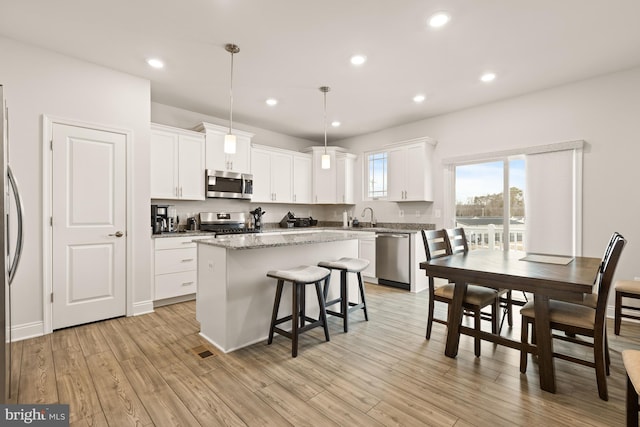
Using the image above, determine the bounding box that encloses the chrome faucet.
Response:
[361,207,377,227]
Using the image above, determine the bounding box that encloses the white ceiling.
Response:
[2,0,640,143]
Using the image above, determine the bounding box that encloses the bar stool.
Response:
[622,349,640,426]
[317,257,369,332]
[267,265,332,357]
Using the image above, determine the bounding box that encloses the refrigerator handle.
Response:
[7,165,23,285]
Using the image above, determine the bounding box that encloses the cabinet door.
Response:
[271,152,293,203]
[292,154,312,204]
[178,134,205,200]
[150,129,179,199]
[250,148,272,202]
[336,155,354,204]
[358,237,376,278]
[232,135,251,174]
[387,147,406,201]
[404,144,425,201]
[313,150,336,203]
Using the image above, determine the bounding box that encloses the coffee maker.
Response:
[249,207,266,232]
[151,204,173,234]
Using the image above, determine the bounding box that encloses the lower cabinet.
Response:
[358,235,376,278]
[154,236,200,301]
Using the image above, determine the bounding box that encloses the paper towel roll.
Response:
[342,211,348,228]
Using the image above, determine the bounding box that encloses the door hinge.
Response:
[50,216,53,226]
[50,139,53,150]
[50,293,54,303]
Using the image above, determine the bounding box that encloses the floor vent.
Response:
[191,345,214,358]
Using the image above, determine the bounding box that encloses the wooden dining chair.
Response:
[422,229,502,357]
[614,280,640,336]
[519,233,626,401]
[446,227,513,331]
[622,349,640,427]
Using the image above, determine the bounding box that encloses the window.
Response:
[366,151,387,199]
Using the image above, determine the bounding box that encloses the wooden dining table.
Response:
[420,249,601,393]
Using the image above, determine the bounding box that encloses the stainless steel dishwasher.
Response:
[376,232,411,290]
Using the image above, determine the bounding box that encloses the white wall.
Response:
[0,36,152,336]
[338,67,640,282]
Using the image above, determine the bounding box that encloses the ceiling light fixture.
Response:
[266,98,278,106]
[413,94,426,103]
[429,12,450,28]
[319,86,331,169]
[480,72,496,83]
[331,121,341,127]
[147,58,164,69]
[350,55,367,66]
[224,43,240,154]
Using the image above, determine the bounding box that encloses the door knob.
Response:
[109,231,124,237]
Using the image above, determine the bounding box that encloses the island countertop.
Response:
[194,230,374,250]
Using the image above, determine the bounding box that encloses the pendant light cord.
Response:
[229,50,234,135]
[323,90,327,154]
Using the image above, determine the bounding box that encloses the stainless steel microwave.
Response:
[206,169,253,200]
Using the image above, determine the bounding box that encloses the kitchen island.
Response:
[195,230,374,352]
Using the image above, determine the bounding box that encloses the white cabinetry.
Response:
[388,138,436,202]
[292,153,312,204]
[358,235,376,278]
[306,146,356,204]
[150,123,205,200]
[194,122,253,174]
[154,236,200,301]
[251,145,293,203]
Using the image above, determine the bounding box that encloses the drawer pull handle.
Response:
[181,259,194,262]
[181,281,194,286]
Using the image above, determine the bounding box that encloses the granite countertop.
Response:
[152,230,216,238]
[194,230,374,250]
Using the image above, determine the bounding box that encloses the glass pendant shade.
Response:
[224,133,236,154]
[321,153,331,169]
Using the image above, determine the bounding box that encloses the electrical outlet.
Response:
[434,209,442,218]
[415,210,421,218]
[399,210,404,218]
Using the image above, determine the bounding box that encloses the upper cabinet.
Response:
[194,122,253,174]
[388,138,436,202]
[150,123,205,200]
[292,153,312,204]
[251,145,293,203]
[305,146,356,204]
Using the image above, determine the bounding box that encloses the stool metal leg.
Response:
[291,282,300,357]
[315,279,330,342]
[357,272,369,321]
[341,270,349,332]
[268,280,284,345]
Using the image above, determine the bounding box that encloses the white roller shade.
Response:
[525,149,580,255]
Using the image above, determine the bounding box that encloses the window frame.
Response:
[363,149,388,200]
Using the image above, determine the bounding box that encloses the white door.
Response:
[51,123,126,329]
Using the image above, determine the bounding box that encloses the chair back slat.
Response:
[446,228,469,254]
[421,229,452,261]
[595,233,626,315]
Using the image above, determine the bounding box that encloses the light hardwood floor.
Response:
[9,283,640,426]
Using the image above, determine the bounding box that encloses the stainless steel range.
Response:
[199,212,259,236]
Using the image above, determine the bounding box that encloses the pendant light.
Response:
[319,86,331,169]
[224,43,240,154]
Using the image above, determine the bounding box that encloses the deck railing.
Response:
[459,223,526,251]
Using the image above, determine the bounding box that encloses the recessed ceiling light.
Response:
[265,98,278,106]
[331,121,341,127]
[146,58,164,69]
[428,12,450,28]
[480,72,496,83]
[413,94,426,103]
[350,55,367,66]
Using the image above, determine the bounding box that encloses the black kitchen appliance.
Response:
[279,211,317,228]
[249,207,266,232]
[151,204,169,234]
[199,212,259,236]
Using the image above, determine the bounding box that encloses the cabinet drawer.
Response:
[155,270,197,300]
[155,236,200,250]
[155,248,197,274]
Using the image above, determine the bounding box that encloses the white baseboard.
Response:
[11,321,44,342]
[132,300,154,316]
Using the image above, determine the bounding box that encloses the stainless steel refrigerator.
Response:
[0,84,24,404]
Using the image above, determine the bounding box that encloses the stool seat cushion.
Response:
[267,265,330,283]
[623,349,640,394]
[318,257,369,272]
[616,280,640,294]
